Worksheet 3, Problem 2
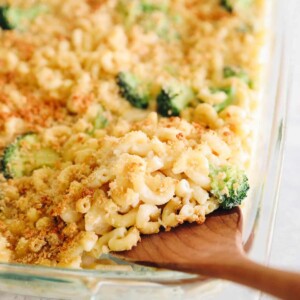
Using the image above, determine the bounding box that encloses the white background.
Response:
[0,4,299,300]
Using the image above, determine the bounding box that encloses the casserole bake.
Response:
[0,0,294,298]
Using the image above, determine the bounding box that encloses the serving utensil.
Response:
[115,207,300,299]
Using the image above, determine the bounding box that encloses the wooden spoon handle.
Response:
[220,257,300,300]
[193,256,300,300]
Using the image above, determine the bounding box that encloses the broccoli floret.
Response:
[117,0,168,19]
[116,72,150,109]
[1,133,60,179]
[0,5,46,30]
[156,84,195,117]
[116,0,179,41]
[220,0,252,13]
[140,1,180,41]
[94,114,108,130]
[220,0,233,13]
[211,87,235,113]
[140,14,180,41]
[224,66,253,88]
[88,104,108,135]
[140,1,168,13]
[87,114,108,135]
[209,165,249,210]
[0,6,11,29]
[84,104,109,135]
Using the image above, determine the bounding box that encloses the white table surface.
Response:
[1,6,299,300]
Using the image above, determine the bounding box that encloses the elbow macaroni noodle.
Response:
[0,0,265,267]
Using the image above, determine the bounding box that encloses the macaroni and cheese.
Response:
[0,0,265,267]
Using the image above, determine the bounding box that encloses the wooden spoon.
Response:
[114,207,300,300]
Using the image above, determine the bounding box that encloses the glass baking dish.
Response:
[0,0,295,299]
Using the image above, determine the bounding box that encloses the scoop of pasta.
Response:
[0,114,248,267]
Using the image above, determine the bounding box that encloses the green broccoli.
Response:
[117,0,168,19]
[220,0,233,13]
[1,133,59,179]
[0,5,46,30]
[209,165,249,210]
[223,66,253,88]
[220,0,252,13]
[140,1,168,13]
[93,114,108,130]
[116,0,179,41]
[156,84,195,117]
[87,103,108,135]
[211,86,235,113]
[140,1,180,41]
[116,72,150,109]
